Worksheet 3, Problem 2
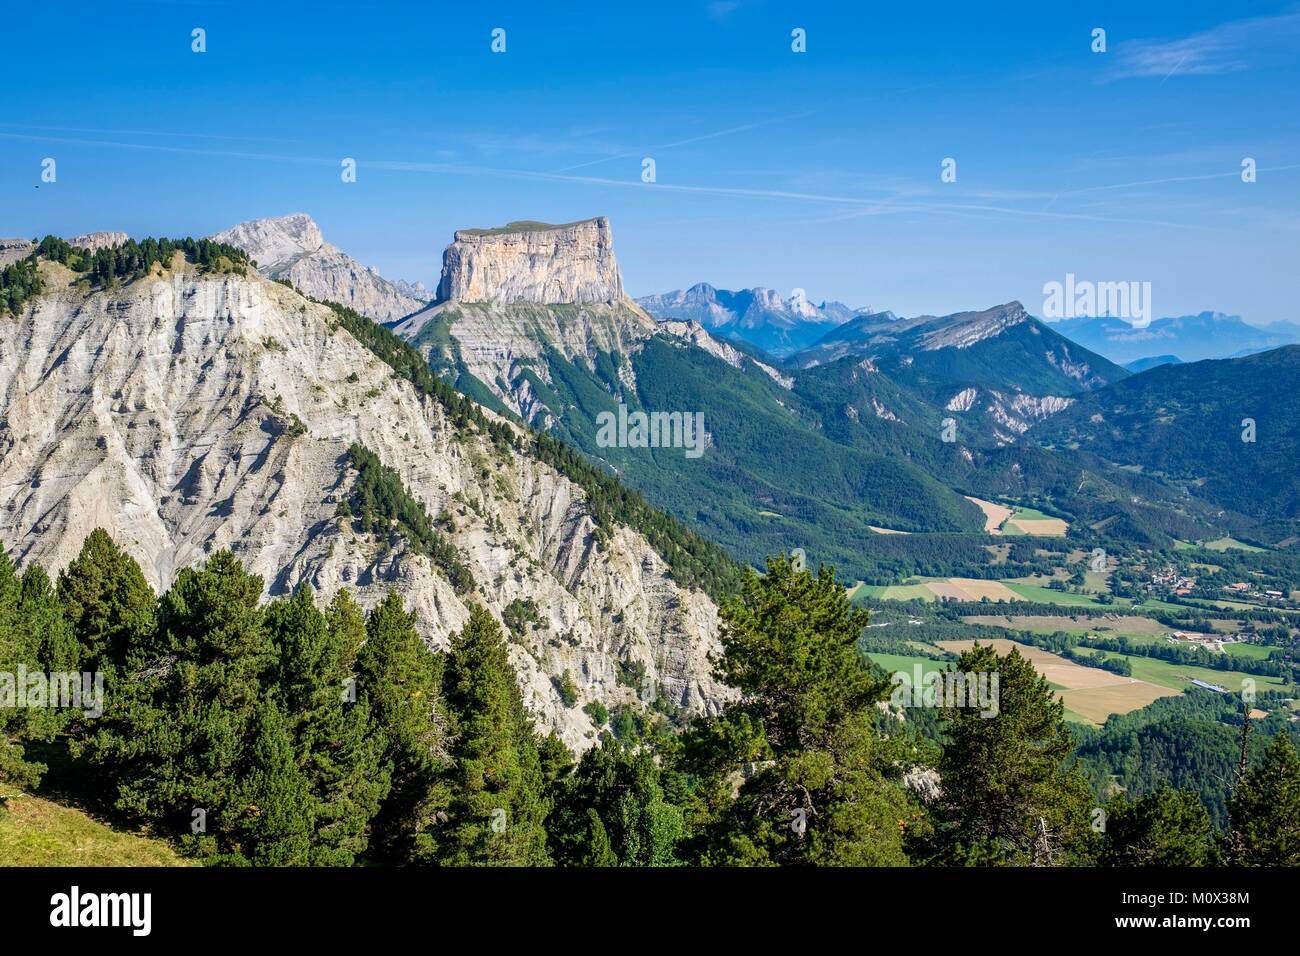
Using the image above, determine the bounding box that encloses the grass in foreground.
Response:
[0,795,188,867]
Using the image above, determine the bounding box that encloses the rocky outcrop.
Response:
[919,302,1030,351]
[945,385,1074,444]
[437,218,624,305]
[69,232,129,252]
[658,319,793,388]
[210,214,427,323]
[0,259,727,751]
[0,239,34,267]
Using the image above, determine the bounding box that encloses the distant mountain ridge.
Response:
[1049,311,1297,365]
[636,282,863,357]
[1125,355,1181,373]
[790,301,1129,396]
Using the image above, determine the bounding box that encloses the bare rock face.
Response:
[210,214,427,323]
[0,259,727,751]
[69,232,129,252]
[436,218,625,305]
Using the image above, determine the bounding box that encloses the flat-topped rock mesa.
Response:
[436,217,625,305]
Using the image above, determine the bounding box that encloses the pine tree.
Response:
[19,564,78,673]
[548,736,684,866]
[56,528,156,674]
[224,698,315,866]
[684,555,919,866]
[266,586,388,864]
[355,590,448,864]
[77,550,273,852]
[1100,785,1213,866]
[927,642,1096,865]
[439,603,551,866]
[1224,732,1300,865]
[0,552,47,796]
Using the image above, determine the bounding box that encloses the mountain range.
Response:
[1048,311,1297,365]
[636,283,861,358]
[5,214,1299,745]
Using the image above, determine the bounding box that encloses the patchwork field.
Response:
[936,638,1179,724]
[926,578,1023,601]
[1091,651,1292,694]
[1005,516,1070,536]
[859,578,1107,606]
[964,498,1069,536]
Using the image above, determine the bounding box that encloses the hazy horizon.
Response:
[3,0,1298,324]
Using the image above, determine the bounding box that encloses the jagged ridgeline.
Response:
[0,235,252,314]
[320,298,744,600]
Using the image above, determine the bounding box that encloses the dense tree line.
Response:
[1,236,252,317]
[4,536,1298,866]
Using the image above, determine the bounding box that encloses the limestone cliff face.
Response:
[210,214,427,323]
[436,218,625,305]
[0,260,727,750]
[69,232,130,252]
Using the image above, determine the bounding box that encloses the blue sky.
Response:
[2,0,1298,323]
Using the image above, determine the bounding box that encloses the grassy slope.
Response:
[0,796,188,867]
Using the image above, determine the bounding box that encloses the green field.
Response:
[1203,537,1268,553]
[1092,651,1291,694]
[1003,583,1105,607]
[1063,707,1100,727]
[1224,642,1274,660]
[865,652,953,679]
[1010,506,1056,520]
[854,583,936,603]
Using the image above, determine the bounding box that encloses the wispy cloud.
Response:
[706,2,740,24]
[1108,11,1300,81]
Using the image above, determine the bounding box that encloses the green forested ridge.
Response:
[328,300,743,599]
[1031,347,1300,520]
[790,307,1130,395]
[5,532,1299,867]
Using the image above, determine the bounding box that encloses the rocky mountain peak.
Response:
[210,213,325,272]
[436,217,625,305]
[919,301,1028,351]
[209,214,425,323]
